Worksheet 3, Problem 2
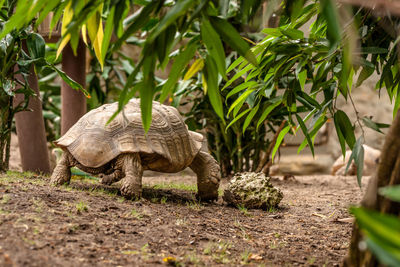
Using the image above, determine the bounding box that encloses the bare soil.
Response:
[0,171,367,266]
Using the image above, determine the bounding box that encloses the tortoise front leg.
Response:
[189,151,221,201]
[50,151,74,185]
[120,153,143,199]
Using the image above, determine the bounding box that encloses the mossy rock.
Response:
[223,172,283,210]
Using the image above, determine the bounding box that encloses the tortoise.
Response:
[50,99,220,200]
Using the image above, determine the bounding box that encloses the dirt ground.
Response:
[0,169,368,267]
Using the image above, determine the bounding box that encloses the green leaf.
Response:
[320,0,341,48]
[366,239,400,267]
[243,103,260,133]
[140,80,154,133]
[262,28,283,37]
[201,17,227,79]
[26,33,46,59]
[362,117,389,134]
[140,48,157,132]
[101,5,116,64]
[351,206,400,264]
[334,110,356,154]
[159,42,197,102]
[271,125,291,162]
[295,114,314,157]
[280,28,304,39]
[0,1,30,40]
[298,69,307,91]
[228,89,255,116]
[226,56,244,73]
[204,56,225,123]
[147,0,194,43]
[298,116,327,153]
[209,16,257,66]
[226,109,251,132]
[361,47,389,54]
[112,2,157,52]
[226,81,257,100]
[222,64,253,90]
[394,85,400,118]
[379,185,400,202]
[345,137,364,187]
[49,65,90,97]
[356,66,374,87]
[256,98,283,130]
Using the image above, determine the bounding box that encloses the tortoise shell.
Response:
[55,99,203,172]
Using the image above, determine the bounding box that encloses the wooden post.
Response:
[14,65,51,174]
[61,40,87,135]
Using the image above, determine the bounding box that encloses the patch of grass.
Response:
[140,243,150,261]
[203,240,232,264]
[185,252,202,265]
[75,201,89,213]
[237,205,251,217]
[151,182,197,192]
[160,196,168,204]
[269,240,287,249]
[89,187,119,198]
[131,208,143,220]
[33,227,42,235]
[308,257,316,265]
[266,206,278,213]
[234,219,252,240]
[1,194,11,204]
[241,250,251,264]
[1,171,45,186]
[186,200,203,211]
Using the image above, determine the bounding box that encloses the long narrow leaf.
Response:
[209,16,257,66]
[295,114,314,157]
[159,42,197,102]
[201,17,227,79]
[204,57,225,123]
[271,125,291,162]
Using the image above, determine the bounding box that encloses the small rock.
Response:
[223,172,283,210]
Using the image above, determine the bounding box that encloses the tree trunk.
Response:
[344,111,400,266]
[14,65,51,174]
[61,40,87,135]
[0,96,13,173]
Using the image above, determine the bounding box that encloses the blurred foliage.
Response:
[0,0,260,132]
[174,59,285,175]
[352,185,400,267]
[0,0,88,171]
[225,0,400,183]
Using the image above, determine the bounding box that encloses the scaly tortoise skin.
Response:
[50,99,220,200]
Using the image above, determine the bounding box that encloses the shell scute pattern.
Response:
[55,99,202,171]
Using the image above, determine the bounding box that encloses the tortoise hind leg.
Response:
[189,151,221,201]
[120,153,143,199]
[50,151,74,185]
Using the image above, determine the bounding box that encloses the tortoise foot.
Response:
[120,181,142,199]
[50,165,71,186]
